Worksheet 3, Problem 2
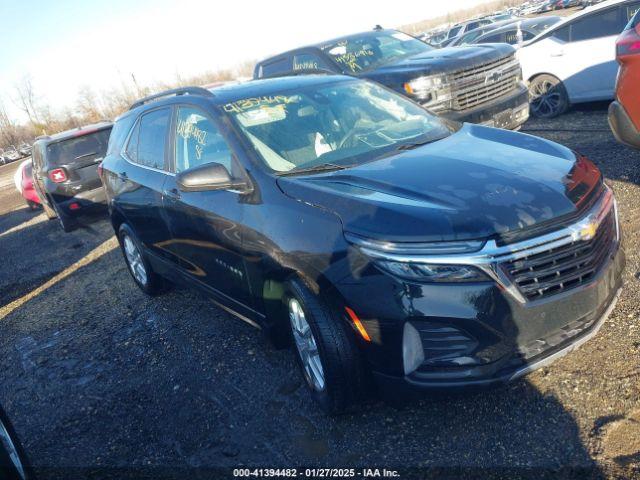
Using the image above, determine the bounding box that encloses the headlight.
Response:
[404,75,452,106]
[404,75,444,95]
[375,261,489,283]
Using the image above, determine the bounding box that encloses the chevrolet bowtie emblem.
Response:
[571,217,600,242]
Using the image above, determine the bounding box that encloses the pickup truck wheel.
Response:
[118,224,169,296]
[528,74,569,118]
[285,279,367,414]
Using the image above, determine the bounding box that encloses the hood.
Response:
[359,44,514,85]
[277,124,602,243]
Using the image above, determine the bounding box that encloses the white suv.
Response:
[518,0,640,117]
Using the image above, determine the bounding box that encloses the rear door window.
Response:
[126,108,171,170]
[174,106,234,173]
[46,128,111,166]
[570,8,622,41]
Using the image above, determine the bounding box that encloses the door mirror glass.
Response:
[176,162,245,192]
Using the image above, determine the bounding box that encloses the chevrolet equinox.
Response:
[101,76,624,413]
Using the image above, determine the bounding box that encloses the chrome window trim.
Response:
[351,187,618,304]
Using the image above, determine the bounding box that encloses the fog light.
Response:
[403,322,425,375]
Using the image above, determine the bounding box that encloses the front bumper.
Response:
[608,100,640,150]
[339,190,624,393]
[439,82,530,130]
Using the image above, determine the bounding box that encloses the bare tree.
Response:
[0,99,20,146]
[13,75,41,127]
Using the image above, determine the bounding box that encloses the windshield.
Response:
[224,79,456,174]
[320,31,432,74]
[46,128,111,166]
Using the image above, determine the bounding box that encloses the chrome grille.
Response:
[501,211,617,301]
[449,54,521,111]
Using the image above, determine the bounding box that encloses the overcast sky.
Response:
[0,0,494,122]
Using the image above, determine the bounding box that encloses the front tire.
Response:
[528,74,569,118]
[285,279,367,414]
[118,224,169,296]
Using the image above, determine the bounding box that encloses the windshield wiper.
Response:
[278,163,347,177]
[395,138,440,151]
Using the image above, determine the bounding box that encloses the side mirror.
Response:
[176,162,247,192]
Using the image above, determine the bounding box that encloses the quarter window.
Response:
[126,108,170,170]
[174,107,233,173]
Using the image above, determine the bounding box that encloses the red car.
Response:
[609,8,640,149]
[14,159,41,210]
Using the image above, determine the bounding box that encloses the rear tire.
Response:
[118,223,169,296]
[528,74,569,118]
[285,278,368,414]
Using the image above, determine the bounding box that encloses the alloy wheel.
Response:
[123,234,148,286]
[529,79,564,118]
[289,298,325,391]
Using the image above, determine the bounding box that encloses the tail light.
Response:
[48,168,68,183]
[616,26,640,59]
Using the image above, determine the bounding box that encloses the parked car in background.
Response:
[32,122,112,232]
[471,16,562,46]
[102,80,623,413]
[519,0,640,117]
[3,146,20,163]
[13,159,41,210]
[420,30,449,46]
[609,8,640,148]
[446,18,521,46]
[254,29,530,130]
[443,18,495,42]
[17,143,31,157]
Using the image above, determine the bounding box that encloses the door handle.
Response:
[163,188,181,200]
[550,51,564,57]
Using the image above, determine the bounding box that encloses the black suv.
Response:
[254,29,530,130]
[101,78,623,413]
[32,122,112,231]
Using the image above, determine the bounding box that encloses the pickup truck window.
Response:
[260,57,293,78]
[223,79,453,174]
[293,53,327,71]
[321,31,432,73]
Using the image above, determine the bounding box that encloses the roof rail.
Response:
[129,86,215,111]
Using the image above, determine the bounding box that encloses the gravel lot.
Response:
[0,106,639,479]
